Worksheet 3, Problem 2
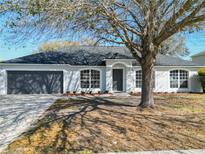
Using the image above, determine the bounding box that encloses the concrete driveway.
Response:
[0,95,60,152]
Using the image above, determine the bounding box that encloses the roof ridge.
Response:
[59,45,126,49]
[60,45,126,47]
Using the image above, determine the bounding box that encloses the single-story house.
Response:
[192,51,205,65]
[0,46,204,94]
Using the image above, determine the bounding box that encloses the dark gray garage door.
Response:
[7,71,63,94]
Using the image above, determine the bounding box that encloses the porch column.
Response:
[0,70,7,95]
[106,66,113,92]
[126,67,135,92]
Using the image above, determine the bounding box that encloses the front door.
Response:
[113,69,123,91]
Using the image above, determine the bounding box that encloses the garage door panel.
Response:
[7,71,63,94]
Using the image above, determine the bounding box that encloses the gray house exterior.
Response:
[192,51,205,65]
[0,46,204,94]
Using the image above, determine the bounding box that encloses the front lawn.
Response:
[3,94,205,154]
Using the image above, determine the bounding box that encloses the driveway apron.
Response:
[0,95,60,152]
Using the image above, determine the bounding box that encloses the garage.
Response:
[7,71,63,94]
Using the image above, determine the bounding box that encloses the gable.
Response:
[192,54,205,66]
[192,51,205,57]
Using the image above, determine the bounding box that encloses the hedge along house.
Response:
[0,46,204,94]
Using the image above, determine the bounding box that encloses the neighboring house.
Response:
[0,46,204,94]
[192,51,205,65]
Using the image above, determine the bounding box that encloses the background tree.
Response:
[1,0,205,107]
[36,39,97,52]
[198,68,205,93]
[37,41,81,52]
[159,34,189,57]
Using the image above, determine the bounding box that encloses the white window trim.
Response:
[135,70,142,89]
[134,69,156,89]
[169,69,189,90]
[80,68,102,91]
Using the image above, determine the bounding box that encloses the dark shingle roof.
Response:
[1,46,198,66]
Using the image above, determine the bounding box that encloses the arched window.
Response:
[170,70,188,88]
[80,69,100,88]
[136,70,155,88]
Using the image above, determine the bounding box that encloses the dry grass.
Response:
[3,94,205,154]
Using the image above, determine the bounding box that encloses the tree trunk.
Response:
[139,56,155,108]
[138,34,158,107]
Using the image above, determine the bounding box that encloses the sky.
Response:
[0,30,205,61]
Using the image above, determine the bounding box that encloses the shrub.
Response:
[130,91,134,95]
[198,68,205,93]
[198,68,205,76]
[104,90,109,94]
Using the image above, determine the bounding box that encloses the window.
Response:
[80,69,100,88]
[170,70,178,88]
[91,70,100,88]
[180,70,188,88]
[136,70,142,88]
[136,70,155,88]
[170,70,188,88]
[80,70,90,88]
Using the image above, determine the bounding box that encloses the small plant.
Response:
[198,68,205,93]
[104,90,109,94]
[81,91,85,95]
[73,91,77,94]
[89,91,92,94]
[77,150,93,154]
[130,91,134,95]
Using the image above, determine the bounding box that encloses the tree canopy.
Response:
[2,1,204,47]
[36,34,189,57]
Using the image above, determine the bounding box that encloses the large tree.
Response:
[1,0,205,107]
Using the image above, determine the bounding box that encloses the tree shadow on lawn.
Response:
[6,96,205,154]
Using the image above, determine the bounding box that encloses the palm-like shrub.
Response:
[198,68,205,93]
